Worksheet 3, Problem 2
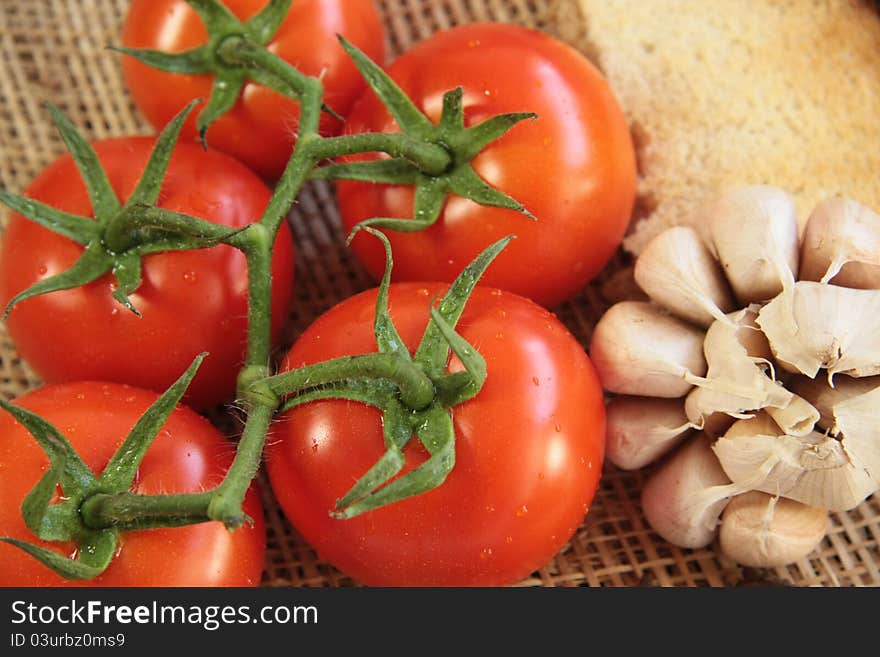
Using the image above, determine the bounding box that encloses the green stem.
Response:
[309,134,451,176]
[264,353,435,411]
[197,62,328,531]
[104,205,237,253]
[80,491,214,531]
[207,402,274,527]
[255,80,323,236]
[215,34,311,97]
[229,224,275,372]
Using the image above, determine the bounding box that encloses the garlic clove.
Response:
[712,414,877,512]
[799,197,880,289]
[719,491,828,568]
[641,433,741,549]
[708,185,799,305]
[605,396,695,470]
[589,301,707,398]
[789,375,880,432]
[756,281,880,380]
[634,226,736,328]
[832,384,880,483]
[684,307,804,429]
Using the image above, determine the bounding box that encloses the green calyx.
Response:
[0,101,240,319]
[110,0,338,147]
[265,229,512,518]
[309,37,537,236]
[0,355,208,580]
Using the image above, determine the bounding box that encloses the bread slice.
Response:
[551,0,880,255]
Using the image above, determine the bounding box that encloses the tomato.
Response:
[266,283,605,586]
[0,137,295,410]
[0,382,265,586]
[337,22,637,308]
[121,0,385,180]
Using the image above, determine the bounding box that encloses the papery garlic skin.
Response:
[708,185,799,305]
[799,197,880,289]
[764,393,819,438]
[589,301,707,398]
[684,308,810,430]
[719,491,828,568]
[789,375,880,432]
[756,281,880,380]
[634,226,735,328]
[712,415,877,512]
[832,385,880,484]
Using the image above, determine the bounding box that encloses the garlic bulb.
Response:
[589,185,880,568]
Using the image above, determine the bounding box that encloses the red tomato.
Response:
[266,283,605,586]
[121,0,385,180]
[0,137,295,410]
[0,382,265,586]
[337,23,637,308]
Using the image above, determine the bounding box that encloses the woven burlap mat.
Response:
[1,0,878,587]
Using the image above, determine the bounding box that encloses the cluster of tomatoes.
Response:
[0,0,636,587]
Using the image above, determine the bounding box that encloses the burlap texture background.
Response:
[1,0,878,587]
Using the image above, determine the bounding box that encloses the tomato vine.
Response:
[0,0,540,580]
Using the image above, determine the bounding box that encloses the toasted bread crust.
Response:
[553,0,880,254]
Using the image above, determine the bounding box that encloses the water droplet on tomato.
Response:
[38,265,47,275]
[490,289,502,297]
[75,393,85,400]
[505,536,513,544]
[532,377,540,386]
[495,332,504,340]
[183,271,197,283]
[416,288,429,297]
[110,307,119,316]
[480,547,493,559]
[554,423,562,432]
[485,504,495,513]
[496,309,506,319]
[516,505,528,517]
